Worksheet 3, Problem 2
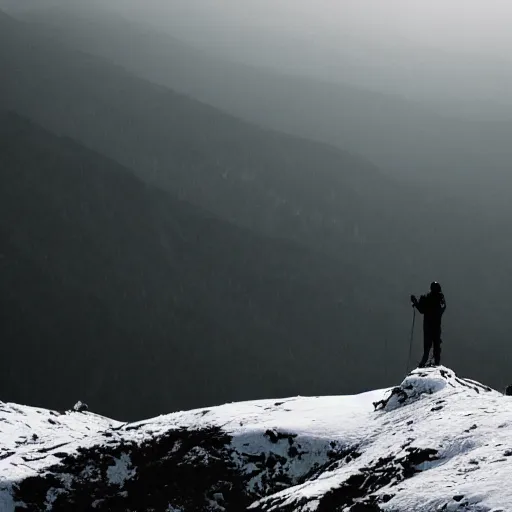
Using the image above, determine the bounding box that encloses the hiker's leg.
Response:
[433,330,442,365]
[419,329,432,367]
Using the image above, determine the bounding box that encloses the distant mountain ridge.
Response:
[0,111,400,419]
[0,7,412,259]
[17,2,512,201]
[2,5,512,413]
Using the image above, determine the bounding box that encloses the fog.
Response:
[97,0,512,105]
[1,0,512,419]
[9,0,512,104]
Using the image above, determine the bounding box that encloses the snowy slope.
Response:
[1,367,511,511]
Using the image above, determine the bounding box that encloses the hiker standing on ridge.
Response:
[411,281,446,368]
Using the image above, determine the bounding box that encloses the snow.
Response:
[0,400,121,509]
[106,453,135,486]
[0,489,15,512]
[2,366,512,511]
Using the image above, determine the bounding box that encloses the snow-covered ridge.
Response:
[1,367,511,511]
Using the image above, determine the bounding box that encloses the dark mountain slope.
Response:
[18,3,512,206]
[0,9,415,268]
[0,111,398,420]
[1,10,510,397]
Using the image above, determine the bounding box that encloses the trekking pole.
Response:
[406,307,416,374]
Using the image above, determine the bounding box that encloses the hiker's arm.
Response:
[413,295,426,314]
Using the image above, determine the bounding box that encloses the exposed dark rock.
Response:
[72,401,89,413]
[349,503,382,512]
[300,446,361,484]
[0,451,14,461]
[13,426,250,512]
[256,445,439,512]
[264,430,297,445]
[373,387,409,411]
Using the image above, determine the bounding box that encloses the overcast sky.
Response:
[98,0,512,57]
[4,0,512,104]
[5,0,512,59]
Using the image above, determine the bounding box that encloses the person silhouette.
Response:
[411,281,446,367]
